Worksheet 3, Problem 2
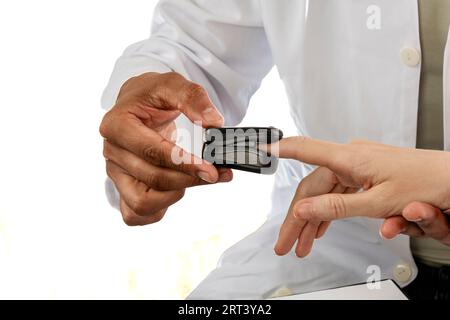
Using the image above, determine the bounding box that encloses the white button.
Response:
[393,263,412,283]
[400,47,421,67]
[269,286,293,298]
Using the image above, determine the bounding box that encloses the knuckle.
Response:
[99,112,113,138]
[181,82,206,105]
[157,175,172,191]
[130,194,152,216]
[160,139,177,167]
[333,149,359,172]
[121,74,157,102]
[152,72,184,102]
[144,172,161,189]
[163,71,184,82]
[333,152,352,171]
[151,210,166,223]
[326,194,347,219]
[142,143,161,163]
[150,84,169,101]
[142,139,173,168]
[120,203,140,226]
[122,211,138,226]
[128,157,141,175]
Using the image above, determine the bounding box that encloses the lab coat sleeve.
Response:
[101,0,274,125]
[101,0,273,210]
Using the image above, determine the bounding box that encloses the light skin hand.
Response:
[267,137,450,255]
[100,72,232,226]
[274,166,358,257]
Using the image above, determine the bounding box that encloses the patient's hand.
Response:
[269,137,450,256]
[274,166,357,257]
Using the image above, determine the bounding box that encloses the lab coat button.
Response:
[400,47,421,67]
[393,263,412,283]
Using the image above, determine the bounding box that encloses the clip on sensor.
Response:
[202,127,283,174]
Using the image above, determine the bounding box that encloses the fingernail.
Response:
[197,171,215,183]
[378,229,388,240]
[202,107,224,125]
[294,203,312,219]
[411,218,422,222]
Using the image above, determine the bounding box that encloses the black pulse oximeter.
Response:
[201,127,283,174]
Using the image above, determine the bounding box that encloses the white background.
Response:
[0,0,296,299]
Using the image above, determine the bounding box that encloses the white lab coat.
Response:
[102,0,450,299]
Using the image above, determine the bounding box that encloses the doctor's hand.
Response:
[381,202,450,246]
[99,72,232,226]
[269,137,450,255]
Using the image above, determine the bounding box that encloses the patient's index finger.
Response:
[272,136,342,168]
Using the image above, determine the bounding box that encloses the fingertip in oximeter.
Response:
[201,126,283,174]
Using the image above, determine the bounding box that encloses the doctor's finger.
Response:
[402,202,450,241]
[101,116,219,183]
[106,161,185,217]
[104,140,232,190]
[380,216,424,239]
[275,167,338,256]
[119,199,168,226]
[151,72,224,127]
[117,72,224,128]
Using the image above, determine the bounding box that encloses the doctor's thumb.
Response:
[293,191,380,221]
[177,83,224,128]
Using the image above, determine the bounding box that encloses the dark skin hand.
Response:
[382,202,450,246]
[100,72,232,226]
